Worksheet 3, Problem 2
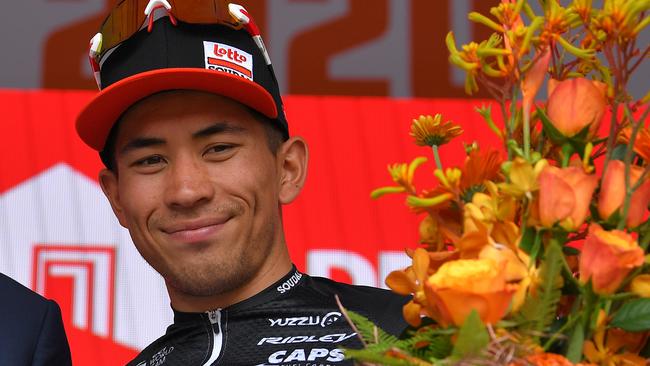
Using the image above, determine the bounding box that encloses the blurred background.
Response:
[0,1,647,365]
[0,0,521,96]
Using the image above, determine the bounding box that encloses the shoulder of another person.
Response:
[0,273,50,314]
[0,273,72,366]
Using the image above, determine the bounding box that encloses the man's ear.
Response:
[98,169,128,228]
[277,136,309,204]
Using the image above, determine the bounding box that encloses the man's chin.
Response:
[163,261,254,298]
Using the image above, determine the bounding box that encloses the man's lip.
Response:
[161,217,232,244]
[162,218,230,234]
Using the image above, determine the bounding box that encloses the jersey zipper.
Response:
[201,309,223,366]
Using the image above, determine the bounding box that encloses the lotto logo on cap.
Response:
[203,41,253,81]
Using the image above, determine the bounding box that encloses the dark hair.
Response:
[100,105,287,172]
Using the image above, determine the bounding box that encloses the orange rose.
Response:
[479,245,534,312]
[424,258,515,326]
[538,165,598,231]
[579,224,644,294]
[598,160,650,228]
[546,78,607,138]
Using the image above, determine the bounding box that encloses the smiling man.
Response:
[75,1,408,365]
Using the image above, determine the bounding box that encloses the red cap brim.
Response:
[76,68,278,151]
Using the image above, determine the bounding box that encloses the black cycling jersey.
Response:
[128,266,409,366]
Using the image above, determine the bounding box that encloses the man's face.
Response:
[99,91,303,299]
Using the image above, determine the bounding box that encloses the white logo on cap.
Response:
[203,41,253,81]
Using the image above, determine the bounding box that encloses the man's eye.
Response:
[206,144,233,154]
[134,155,165,166]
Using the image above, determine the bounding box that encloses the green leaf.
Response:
[346,310,399,347]
[562,246,580,256]
[515,241,563,337]
[570,122,591,143]
[611,299,650,331]
[451,310,489,359]
[397,332,453,360]
[537,107,567,144]
[565,321,584,363]
[519,226,537,254]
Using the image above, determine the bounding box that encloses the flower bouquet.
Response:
[344,1,650,365]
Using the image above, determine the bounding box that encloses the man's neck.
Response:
[166,249,293,312]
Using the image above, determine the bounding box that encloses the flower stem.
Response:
[617,105,646,230]
[639,222,650,251]
[603,292,635,301]
[523,105,531,160]
[510,84,519,141]
[560,250,582,290]
[561,143,573,168]
[543,315,578,351]
[500,100,513,160]
[432,145,443,171]
[568,287,597,360]
[602,101,619,178]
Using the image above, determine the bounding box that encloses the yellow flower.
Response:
[418,214,461,252]
[572,0,593,20]
[434,168,462,191]
[406,193,455,210]
[446,32,510,95]
[591,0,650,41]
[424,258,516,326]
[457,217,492,259]
[410,114,463,147]
[458,182,520,259]
[371,156,427,199]
[630,274,650,298]
[583,310,648,366]
[499,158,549,198]
[465,181,517,227]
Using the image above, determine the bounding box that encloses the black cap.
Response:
[77,17,288,151]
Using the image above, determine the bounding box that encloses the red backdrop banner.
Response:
[0,89,501,365]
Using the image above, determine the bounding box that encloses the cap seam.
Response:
[163,17,170,67]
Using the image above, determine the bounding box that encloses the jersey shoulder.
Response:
[125,321,206,366]
[126,336,171,366]
[303,274,411,337]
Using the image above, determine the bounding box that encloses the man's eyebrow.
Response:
[119,137,166,155]
[193,122,247,139]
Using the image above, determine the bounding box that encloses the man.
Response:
[0,273,72,365]
[75,1,408,365]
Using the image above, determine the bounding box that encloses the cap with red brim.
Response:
[76,18,287,152]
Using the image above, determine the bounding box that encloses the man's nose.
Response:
[163,155,215,209]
